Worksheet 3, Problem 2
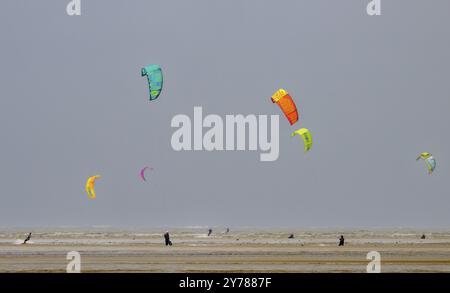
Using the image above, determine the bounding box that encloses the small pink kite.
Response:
[140,166,153,181]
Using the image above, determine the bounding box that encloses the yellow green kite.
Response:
[292,128,312,153]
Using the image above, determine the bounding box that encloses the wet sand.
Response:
[1,230,450,272]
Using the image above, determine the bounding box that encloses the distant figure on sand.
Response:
[338,235,345,246]
[421,234,426,239]
[164,231,172,246]
[23,232,32,244]
[288,234,294,239]
[208,229,212,236]
[225,228,229,233]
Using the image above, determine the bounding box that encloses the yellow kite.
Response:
[86,175,101,199]
[292,128,312,153]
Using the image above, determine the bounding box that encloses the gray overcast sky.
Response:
[0,0,449,228]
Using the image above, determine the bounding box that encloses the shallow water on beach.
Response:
[2,228,450,246]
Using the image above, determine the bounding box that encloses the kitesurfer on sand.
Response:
[23,232,32,244]
[164,231,172,246]
[338,235,345,246]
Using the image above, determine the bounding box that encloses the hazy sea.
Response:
[1,227,450,246]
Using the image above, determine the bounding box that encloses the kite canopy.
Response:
[416,152,436,175]
[416,152,431,160]
[271,89,298,125]
[292,128,313,153]
[140,166,153,181]
[86,175,101,199]
[141,64,163,101]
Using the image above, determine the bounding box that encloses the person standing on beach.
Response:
[338,235,345,246]
[164,231,172,246]
[208,229,212,236]
[23,232,32,244]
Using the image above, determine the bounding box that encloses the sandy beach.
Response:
[1,229,450,273]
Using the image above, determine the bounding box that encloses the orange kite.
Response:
[271,89,299,125]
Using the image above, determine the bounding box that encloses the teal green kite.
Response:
[416,152,436,175]
[141,64,163,101]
